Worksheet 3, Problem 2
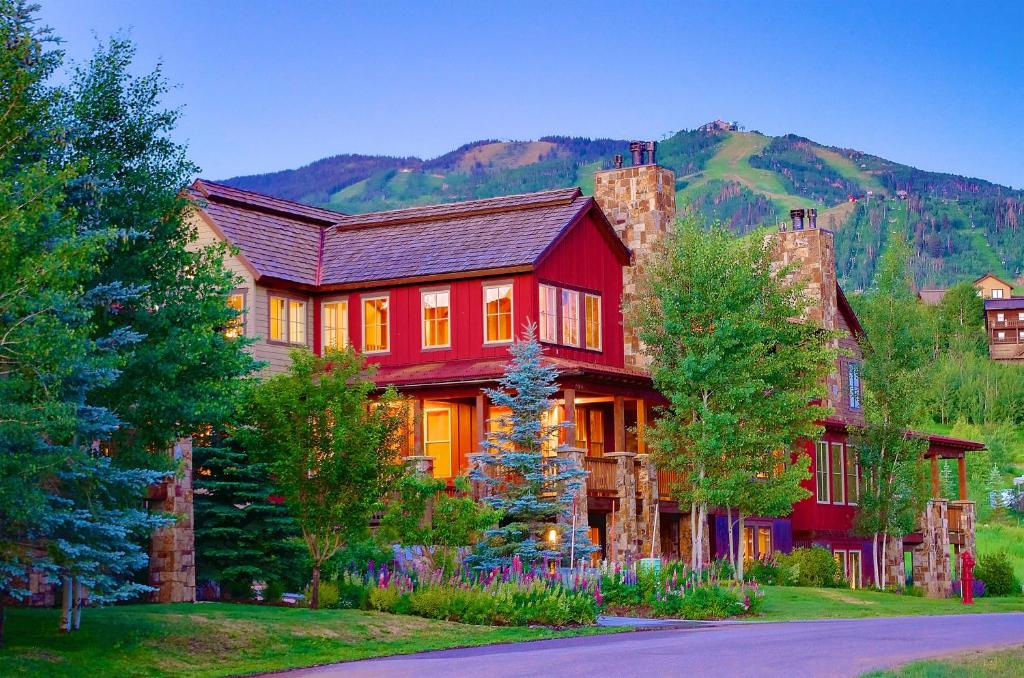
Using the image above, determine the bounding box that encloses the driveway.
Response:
[277,613,1024,677]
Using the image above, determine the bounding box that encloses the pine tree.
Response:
[468,324,594,569]
[193,433,306,598]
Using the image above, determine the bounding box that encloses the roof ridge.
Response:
[194,179,346,225]
[332,187,583,230]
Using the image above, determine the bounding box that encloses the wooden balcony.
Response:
[585,456,617,495]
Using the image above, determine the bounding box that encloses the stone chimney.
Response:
[772,208,838,331]
[593,142,676,370]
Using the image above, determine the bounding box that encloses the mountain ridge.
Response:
[222,126,1024,289]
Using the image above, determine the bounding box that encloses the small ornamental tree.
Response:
[240,348,406,609]
[468,324,594,569]
[628,216,837,575]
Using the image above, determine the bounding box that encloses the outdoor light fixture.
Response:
[547,528,558,544]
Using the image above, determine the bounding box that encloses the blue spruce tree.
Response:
[468,324,594,568]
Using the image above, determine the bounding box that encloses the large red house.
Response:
[189,151,981,596]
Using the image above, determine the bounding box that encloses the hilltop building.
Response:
[185,146,981,597]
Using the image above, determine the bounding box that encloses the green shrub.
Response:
[263,579,285,603]
[776,547,843,587]
[301,581,340,609]
[746,557,779,585]
[329,538,394,577]
[650,584,760,620]
[367,584,402,612]
[335,572,371,609]
[974,551,1022,596]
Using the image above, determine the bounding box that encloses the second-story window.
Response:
[484,283,513,344]
[422,289,450,349]
[846,445,859,505]
[322,300,348,350]
[992,288,1004,299]
[561,289,580,347]
[815,441,829,503]
[831,442,845,505]
[363,295,389,353]
[584,293,601,350]
[539,284,558,343]
[848,361,862,410]
[225,291,245,339]
[269,295,306,345]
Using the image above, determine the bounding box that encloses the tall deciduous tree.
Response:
[850,233,931,588]
[240,349,405,609]
[628,216,836,574]
[468,324,594,569]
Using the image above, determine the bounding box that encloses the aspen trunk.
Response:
[872,532,881,589]
[725,506,736,574]
[59,576,72,633]
[689,501,697,571]
[0,600,6,648]
[71,578,82,631]
[737,514,746,582]
[880,532,889,590]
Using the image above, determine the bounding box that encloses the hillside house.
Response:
[188,151,982,597]
[973,273,1015,300]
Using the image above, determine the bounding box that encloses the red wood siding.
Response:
[790,434,858,534]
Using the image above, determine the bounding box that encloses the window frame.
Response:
[815,441,830,504]
[560,288,580,347]
[225,289,247,339]
[321,297,349,351]
[847,361,862,410]
[538,284,558,344]
[831,442,846,505]
[482,281,514,345]
[421,287,452,350]
[267,293,308,346]
[361,293,391,354]
[991,288,1004,299]
[423,406,452,478]
[584,292,602,351]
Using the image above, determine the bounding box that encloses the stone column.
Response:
[557,445,589,562]
[883,535,905,589]
[636,454,660,558]
[149,438,196,603]
[405,455,435,529]
[607,451,638,562]
[913,499,951,598]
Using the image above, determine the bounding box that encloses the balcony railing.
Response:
[585,456,617,495]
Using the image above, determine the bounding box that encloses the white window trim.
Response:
[831,442,846,506]
[482,281,514,345]
[815,441,830,504]
[561,288,580,348]
[584,292,602,351]
[361,293,391,354]
[992,288,1004,299]
[538,283,558,344]
[321,297,349,351]
[421,288,451,350]
[268,294,308,346]
[423,406,452,478]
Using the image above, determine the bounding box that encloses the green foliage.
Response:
[651,584,762,620]
[193,434,307,598]
[300,581,340,609]
[748,134,863,204]
[239,347,406,608]
[973,551,1022,596]
[628,215,835,572]
[745,556,780,585]
[327,538,394,578]
[367,584,402,613]
[377,472,447,546]
[469,325,593,568]
[775,547,844,588]
[334,572,371,609]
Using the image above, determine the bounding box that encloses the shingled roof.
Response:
[192,181,624,288]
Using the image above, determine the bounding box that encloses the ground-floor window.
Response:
[741,525,773,561]
[834,548,863,588]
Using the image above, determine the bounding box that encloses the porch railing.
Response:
[585,456,617,495]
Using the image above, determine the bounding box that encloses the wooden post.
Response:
[563,388,576,446]
[475,393,486,451]
[412,397,424,456]
[930,455,940,498]
[957,455,968,501]
[636,398,647,454]
[613,395,626,452]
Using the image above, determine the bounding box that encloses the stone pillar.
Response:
[149,438,196,603]
[557,445,589,563]
[607,451,638,561]
[883,535,905,589]
[957,500,977,559]
[593,164,676,371]
[913,499,951,598]
[636,454,660,558]
[405,455,435,528]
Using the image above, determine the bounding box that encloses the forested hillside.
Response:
[224,127,1024,288]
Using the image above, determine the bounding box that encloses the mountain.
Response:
[223,128,1024,290]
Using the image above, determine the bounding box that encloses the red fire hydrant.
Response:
[960,551,975,605]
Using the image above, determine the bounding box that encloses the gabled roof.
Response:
[192,180,628,289]
[836,285,865,337]
[985,297,1024,310]
[972,272,1014,288]
[917,288,947,305]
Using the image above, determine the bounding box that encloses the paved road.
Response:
[277,613,1024,678]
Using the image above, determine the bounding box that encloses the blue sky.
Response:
[40,1,1024,188]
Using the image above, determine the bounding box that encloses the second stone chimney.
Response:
[772,207,838,331]
[593,143,676,370]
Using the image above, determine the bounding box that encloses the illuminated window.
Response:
[846,445,859,504]
[484,283,513,343]
[743,526,755,561]
[834,549,848,582]
[539,284,558,343]
[363,296,389,353]
[289,300,306,344]
[848,549,862,588]
[757,527,772,558]
[422,290,450,349]
[561,289,579,347]
[269,297,286,342]
[424,406,452,478]
[541,406,561,456]
[584,293,601,350]
[815,441,830,503]
[322,300,348,350]
[225,292,245,338]
[831,442,845,505]
[269,296,305,345]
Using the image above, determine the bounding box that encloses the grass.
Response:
[863,643,1024,677]
[0,603,608,677]
[977,520,1024,582]
[756,585,1023,622]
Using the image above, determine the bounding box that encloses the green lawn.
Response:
[0,603,607,678]
[757,586,1023,621]
[863,643,1024,677]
